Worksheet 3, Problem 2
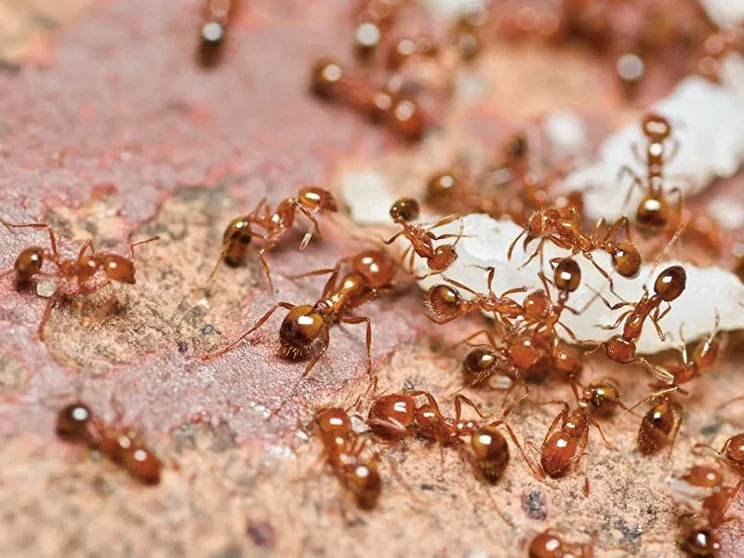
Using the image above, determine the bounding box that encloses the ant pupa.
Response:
[208,186,338,289]
[203,249,397,413]
[0,217,158,339]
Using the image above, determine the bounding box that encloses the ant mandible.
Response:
[209,186,338,290]
[56,401,162,484]
[202,249,397,412]
[313,407,382,509]
[385,197,466,279]
[618,113,683,235]
[589,265,687,366]
[0,217,158,340]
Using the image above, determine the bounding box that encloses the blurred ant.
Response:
[0,217,158,339]
[311,59,427,141]
[385,197,465,279]
[202,249,397,413]
[351,0,405,60]
[698,27,744,83]
[618,113,684,235]
[386,35,440,70]
[536,399,614,478]
[198,0,241,67]
[528,529,593,558]
[209,186,338,290]
[56,401,162,484]
[589,265,687,366]
[313,407,382,509]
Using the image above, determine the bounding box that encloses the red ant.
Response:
[198,0,241,67]
[202,249,397,412]
[56,401,162,484]
[385,197,466,279]
[694,433,744,475]
[589,265,687,366]
[0,217,158,339]
[366,391,542,482]
[578,377,627,419]
[209,186,338,290]
[313,407,382,509]
[536,400,615,478]
[528,529,593,558]
[698,27,744,83]
[618,113,683,235]
[311,58,428,141]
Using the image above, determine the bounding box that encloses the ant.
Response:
[537,400,614,478]
[617,113,683,235]
[202,249,397,411]
[209,186,338,290]
[386,35,440,70]
[313,407,381,509]
[56,401,162,484]
[589,265,687,366]
[578,377,627,419]
[423,278,526,327]
[0,217,158,339]
[310,58,427,141]
[528,529,593,558]
[385,197,465,279]
[198,0,241,67]
[366,391,542,482]
[694,433,744,475]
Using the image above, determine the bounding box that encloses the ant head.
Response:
[604,335,636,363]
[279,304,325,359]
[426,170,458,207]
[389,197,420,223]
[14,246,45,283]
[641,113,672,142]
[554,258,581,293]
[636,195,669,231]
[581,378,620,417]
[368,394,415,431]
[224,216,253,245]
[351,249,396,288]
[463,348,498,384]
[611,241,641,279]
[471,423,508,461]
[654,265,686,302]
[298,187,338,213]
[56,402,93,442]
[424,284,461,322]
[101,255,136,284]
[523,290,550,321]
[428,245,457,272]
[310,58,344,99]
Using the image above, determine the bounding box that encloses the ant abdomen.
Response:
[540,431,577,477]
[222,216,254,267]
[463,348,499,386]
[610,241,641,278]
[278,304,324,360]
[654,265,687,301]
[124,446,162,485]
[389,197,420,223]
[428,245,457,272]
[638,401,675,454]
[101,255,136,284]
[345,461,381,510]
[471,423,509,482]
[14,247,45,282]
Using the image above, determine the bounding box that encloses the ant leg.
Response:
[617,166,643,211]
[453,394,489,421]
[443,276,480,296]
[507,229,527,261]
[589,417,616,450]
[556,322,578,342]
[340,316,374,376]
[631,143,645,167]
[77,239,95,259]
[383,229,405,246]
[582,252,617,297]
[256,244,277,292]
[445,329,500,351]
[202,301,296,361]
[491,420,544,481]
[665,137,681,167]
[596,309,633,331]
[666,409,684,461]
[427,213,464,231]
[295,203,322,251]
[128,236,160,259]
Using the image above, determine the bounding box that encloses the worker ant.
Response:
[56,401,162,484]
[694,433,744,475]
[365,391,543,483]
[618,113,683,235]
[537,400,614,478]
[578,377,627,419]
[589,265,687,366]
[198,0,241,67]
[310,58,428,141]
[385,197,466,279]
[202,249,397,412]
[0,217,158,340]
[208,186,338,290]
[528,529,593,558]
[313,407,382,509]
